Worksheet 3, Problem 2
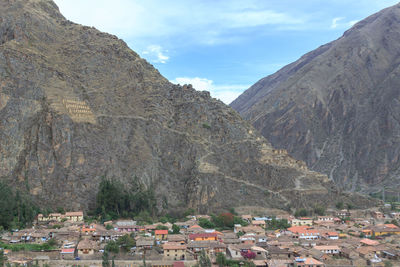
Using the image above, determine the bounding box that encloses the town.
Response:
[1,204,400,267]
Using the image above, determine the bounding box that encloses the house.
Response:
[37,213,58,222]
[163,243,186,261]
[37,213,63,222]
[336,210,351,218]
[235,225,265,235]
[81,224,96,234]
[92,230,121,242]
[291,218,313,226]
[60,248,75,260]
[77,239,98,256]
[340,247,358,260]
[390,212,400,219]
[288,226,320,240]
[241,215,252,223]
[188,232,218,241]
[167,234,186,244]
[187,241,226,257]
[293,257,325,267]
[115,220,138,232]
[360,238,379,246]
[368,224,400,236]
[265,246,293,259]
[155,230,168,241]
[136,237,154,250]
[381,250,400,260]
[313,245,340,255]
[316,216,335,222]
[251,246,268,259]
[324,232,339,240]
[239,233,256,244]
[63,211,84,222]
[251,220,266,228]
[371,211,384,219]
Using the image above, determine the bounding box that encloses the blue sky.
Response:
[54,0,399,104]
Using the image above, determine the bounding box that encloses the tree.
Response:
[172,224,180,234]
[0,250,7,267]
[313,205,326,216]
[46,238,58,247]
[198,218,215,229]
[155,225,168,230]
[116,235,135,252]
[233,216,249,226]
[102,250,110,267]
[295,208,308,217]
[198,250,211,267]
[219,213,234,228]
[336,201,344,210]
[95,177,157,221]
[111,256,115,267]
[346,203,353,210]
[216,252,226,267]
[266,218,290,230]
[105,241,119,254]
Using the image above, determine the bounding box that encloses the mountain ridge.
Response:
[0,0,376,213]
[231,3,400,193]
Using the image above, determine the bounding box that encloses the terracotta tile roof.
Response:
[384,224,399,229]
[326,232,338,236]
[189,224,203,229]
[65,211,83,216]
[188,233,217,240]
[60,248,75,254]
[163,242,187,250]
[360,239,379,246]
[155,230,168,235]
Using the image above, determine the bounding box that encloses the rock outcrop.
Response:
[0,0,375,213]
[231,3,400,194]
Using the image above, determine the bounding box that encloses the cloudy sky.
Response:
[54,0,398,104]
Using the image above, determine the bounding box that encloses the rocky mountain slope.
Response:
[231,3,400,194]
[0,0,375,213]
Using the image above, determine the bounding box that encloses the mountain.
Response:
[0,0,375,214]
[231,3,400,194]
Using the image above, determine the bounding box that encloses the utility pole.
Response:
[382,187,385,203]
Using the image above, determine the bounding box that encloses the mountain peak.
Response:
[231,3,400,194]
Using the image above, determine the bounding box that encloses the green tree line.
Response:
[0,180,39,230]
[94,177,157,221]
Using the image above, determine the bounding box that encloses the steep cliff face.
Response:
[0,0,375,213]
[231,3,400,193]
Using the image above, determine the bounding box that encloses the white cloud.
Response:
[331,17,344,29]
[348,20,359,27]
[331,17,360,30]
[170,77,249,104]
[54,0,306,47]
[142,45,169,64]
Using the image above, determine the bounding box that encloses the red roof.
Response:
[173,262,185,267]
[61,249,75,253]
[326,232,338,236]
[360,239,379,246]
[384,224,399,229]
[155,230,168,235]
[188,233,218,239]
